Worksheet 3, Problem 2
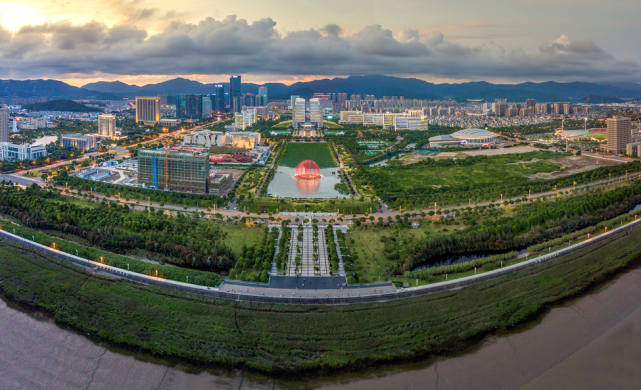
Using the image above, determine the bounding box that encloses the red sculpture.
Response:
[295,160,321,180]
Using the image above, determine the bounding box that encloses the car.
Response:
[334,223,340,226]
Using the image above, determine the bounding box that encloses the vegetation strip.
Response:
[2,224,641,374]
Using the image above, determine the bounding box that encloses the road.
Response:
[11,118,223,177]
[1,138,638,224]
[3,165,639,225]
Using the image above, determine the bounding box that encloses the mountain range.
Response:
[1,75,639,102]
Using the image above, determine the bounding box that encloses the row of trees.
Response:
[0,183,235,271]
[401,182,641,272]
[54,171,228,208]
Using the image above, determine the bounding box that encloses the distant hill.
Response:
[82,80,141,94]
[93,92,121,101]
[1,75,639,102]
[271,87,317,100]
[0,79,95,98]
[23,99,103,112]
[576,95,625,104]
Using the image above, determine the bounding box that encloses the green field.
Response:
[279,143,337,169]
[2,223,641,374]
[366,151,563,191]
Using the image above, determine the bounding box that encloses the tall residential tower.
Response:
[606,116,632,154]
[135,97,161,125]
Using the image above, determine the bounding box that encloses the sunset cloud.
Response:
[0,16,638,82]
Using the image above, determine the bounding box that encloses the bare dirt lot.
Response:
[530,155,622,179]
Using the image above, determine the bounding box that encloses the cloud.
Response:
[320,24,343,37]
[0,17,638,82]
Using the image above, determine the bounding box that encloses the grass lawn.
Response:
[279,142,337,169]
[1,222,641,374]
[219,223,263,252]
[365,151,565,192]
[324,121,343,129]
[236,169,268,196]
[348,222,468,285]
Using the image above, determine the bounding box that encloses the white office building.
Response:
[234,108,257,130]
[309,98,323,128]
[293,98,306,129]
[393,116,428,131]
[98,114,117,139]
[0,142,48,161]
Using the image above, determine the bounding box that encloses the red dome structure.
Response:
[295,160,321,180]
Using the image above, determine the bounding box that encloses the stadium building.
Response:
[429,128,497,147]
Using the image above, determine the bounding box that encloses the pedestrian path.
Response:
[287,226,330,277]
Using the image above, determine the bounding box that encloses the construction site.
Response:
[137,147,210,193]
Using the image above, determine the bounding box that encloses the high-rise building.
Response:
[135,97,161,124]
[526,99,536,110]
[606,116,632,154]
[137,148,209,193]
[234,108,257,130]
[0,107,9,143]
[184,94,203,119]
[244,93,255,107]
[539,103,551,114]
[202,96,212,117]
[563,104,572,115]
[230,75,241,113]
[157,94,168,106]
[213,85,225,113]
[309,98,323,128]
[290,95,300,109]
[493,103,508,116]
[174,95,185,118]
[293,98,306,129]
[257,86,268,106]
[553,103,563,115]
[98,114,117,139]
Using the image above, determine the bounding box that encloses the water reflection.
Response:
[295,177,321,195]
[267,167,348,199]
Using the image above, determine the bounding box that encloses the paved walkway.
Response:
[287,226,329,276]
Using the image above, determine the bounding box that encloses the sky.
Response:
[0,0,639,86]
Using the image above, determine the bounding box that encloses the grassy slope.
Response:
[365,151,563,191]
[279,143,337,169]
[1,225,641,374]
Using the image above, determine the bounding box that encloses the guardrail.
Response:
[1,216,640,305]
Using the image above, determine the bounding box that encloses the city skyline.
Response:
[0,1,639,86]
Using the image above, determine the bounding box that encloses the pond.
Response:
[266,167,348,198]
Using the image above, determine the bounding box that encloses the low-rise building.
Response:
[226,131,262,149]
[626,142,641,157]
[208,172,234,195]
[61,133,96,151]
[0,142,47,161]
[183,129,226,148]
[159,118,181,127]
